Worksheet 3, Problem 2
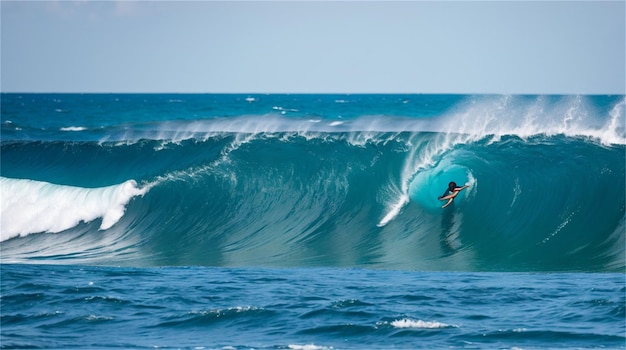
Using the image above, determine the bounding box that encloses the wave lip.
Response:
[0,177,148,241]
[442,95,626,145]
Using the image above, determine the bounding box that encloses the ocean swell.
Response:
[1,131,623,272]
[1,94,624,271]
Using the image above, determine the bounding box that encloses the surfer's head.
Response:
[448,182,457,190]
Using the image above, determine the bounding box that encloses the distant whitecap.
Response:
[60,126,87,131]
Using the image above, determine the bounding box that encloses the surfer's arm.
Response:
[439,191,459,201]
[440,186,469,207]
[441,186,467,199]
[441,197,454,208]
[451,185,469,195]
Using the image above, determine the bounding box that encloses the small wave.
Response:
[189,306,261,317]
[390,318,456,329]
[272,106,299,113]
[60,126,87,132]
[288,344,333,350]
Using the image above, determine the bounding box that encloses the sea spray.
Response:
[1,177,149,241]
[1,94,623,271]
[1,94,624,350]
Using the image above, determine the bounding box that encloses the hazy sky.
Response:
[1,1,624,94]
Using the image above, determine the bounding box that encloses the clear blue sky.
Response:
[1,1,624,94]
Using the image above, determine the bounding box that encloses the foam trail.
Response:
[378,132,469,226]
[377,96,625,227]
[378,192,408,227]
[0,177,148,241]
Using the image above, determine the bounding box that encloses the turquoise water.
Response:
[1,94,624,348]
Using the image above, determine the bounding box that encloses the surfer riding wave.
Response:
[438,181,470,208]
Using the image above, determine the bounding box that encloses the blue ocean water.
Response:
[1,94,625,349]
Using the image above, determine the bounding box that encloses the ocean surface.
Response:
[1,94,625,349]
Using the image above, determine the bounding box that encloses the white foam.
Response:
[377,95,624,226]
[288,345,333,350]
[60,126,87,131]
[377,193,408,227]
[378,134,456,226]
[0,177,149,241]
[97,96,625,146]
[442,95,625,145]
[391,318,455,329]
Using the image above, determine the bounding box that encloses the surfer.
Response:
[438,181,469,208]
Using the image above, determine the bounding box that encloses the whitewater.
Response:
[2,94,623,271]
[1,94,624,349]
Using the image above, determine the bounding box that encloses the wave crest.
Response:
[0,177,149,241]
[1,131,623,271]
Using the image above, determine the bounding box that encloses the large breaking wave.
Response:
[1,95,624,271]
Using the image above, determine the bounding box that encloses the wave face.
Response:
[1,94,624,271]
